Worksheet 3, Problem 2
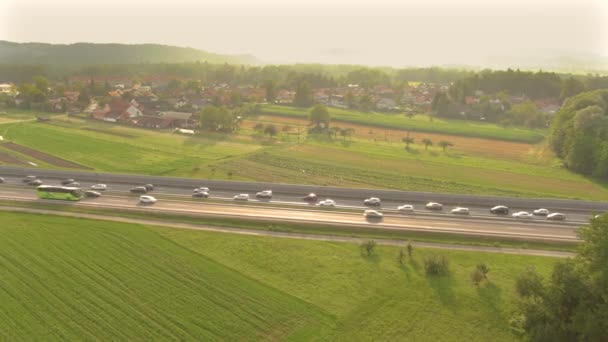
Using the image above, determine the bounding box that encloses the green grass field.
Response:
[259,104,546,143]
[1,114,607,199]
[0,211,558,341]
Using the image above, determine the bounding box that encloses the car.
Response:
[533,208,550,216]
[139,195,157,204]
[425,202,443,210]
[512,211,533,219]
[130,186,148,194]
[490,205,509,215]
[61,178,75,185]
[22,175,37,182]
[84,190,101,198]
[547,213,566,221]
[91,184,107,191]
[451,207,470,215]
[192,191,209,198]
[0,177,4,183]
[318,199,336,207]
[27,179,43,186]
[397,204,414,212]
[144,184,154,191]
[256,190,273,198]
[303,193,318,202]
[66,182,80,187]
[364,209,383,219]
[363,197,381,206]
[233,193,250,201]
[194,187,210,193]
[594,214,603,219]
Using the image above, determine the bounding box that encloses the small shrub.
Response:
[471,268,484,286]
[360,240,376,256]
[424,254,449,276]
[476,263,490,279]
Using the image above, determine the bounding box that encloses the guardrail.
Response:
[1,165,607,212]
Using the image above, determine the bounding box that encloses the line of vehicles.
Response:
[1,175,588,221]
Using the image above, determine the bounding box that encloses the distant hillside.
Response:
[0,41,259,65]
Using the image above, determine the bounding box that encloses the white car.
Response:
[363,197,381,206]
[139,195,157,204]
[547,213,566,221]
[318,199,336,207]
[451,207,470,215]
[256,190,273,198]
[425,202,443,210]
[91,184,107,191]
[233,193,250,201]
[194,187,210,193]
[397,204,414,212]
[533,208,550,216]
[512,211,533,219]
[364,209,383,219]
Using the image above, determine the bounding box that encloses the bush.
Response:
[424,254,449,276]
[471,268,484,286]
[360,240,376,256]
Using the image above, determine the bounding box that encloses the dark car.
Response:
[490,205,509,215]
[192,191,209,198]
[130,186,148,194]
[61,178,75,185]
[85,190,102,198]
[144,184,154,191]
[27,179,43,186]
[23,175,37,182]
[303,193,318,202]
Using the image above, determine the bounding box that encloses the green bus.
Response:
[36,185,83,201]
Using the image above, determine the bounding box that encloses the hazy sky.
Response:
[1,0,607,67]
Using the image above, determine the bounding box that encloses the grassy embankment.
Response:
[1,111,607,199]
[1,211,558,340]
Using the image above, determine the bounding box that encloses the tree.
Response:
[406,241,413,258]
[294,81,313,107]
[405,112,414,119]
[560,77,586,101]
[264,80,277,103]
[199,105,238,133]
[330,126,341,139]
[422,138,433,150]
[264,124,278,138]
[438,140,453,152]
[506,101,546,128]
[309,104,330,129]
[514,215,608,340]
[402,134,414,150]
[424,255,449,276]
[431,92,450,117]
[360,240,376,256]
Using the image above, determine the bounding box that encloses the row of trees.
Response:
[549,89,608,178]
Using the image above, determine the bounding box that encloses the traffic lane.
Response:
[0,189,579,240]
[85,195,580,241]
[0,175,594,223]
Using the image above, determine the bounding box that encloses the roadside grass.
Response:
[0,200,578,252]
[0,108,63,123]
[0,211,559,341]
[259,104,546,143]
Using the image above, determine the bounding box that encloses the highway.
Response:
[0,179,580,242]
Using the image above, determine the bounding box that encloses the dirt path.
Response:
[0,206,574,258]
[0,150,27,165]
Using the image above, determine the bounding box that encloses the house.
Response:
[133,115,174,129]
[329,95,347,108]
[63,91,80,104]
[376,98,398,110]
[0,83,15,94]
[125,105,143,118]
[160,111,194,128]
[464,96,480,105]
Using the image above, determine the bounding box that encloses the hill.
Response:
[0,40,258,65]
[0,211,557,340]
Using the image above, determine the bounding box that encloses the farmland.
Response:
[259,104,546,143]
[0,111,607,199]
[0,211,557,341]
